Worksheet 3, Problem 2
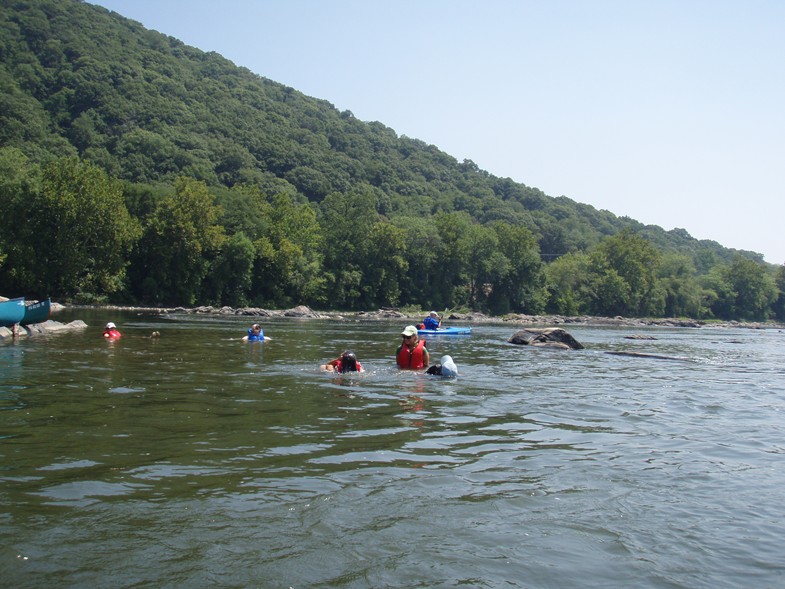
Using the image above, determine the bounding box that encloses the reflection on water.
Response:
[1,311,785,588]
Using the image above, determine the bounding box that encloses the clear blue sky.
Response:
[90,0,783,264]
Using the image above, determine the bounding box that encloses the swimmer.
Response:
[426,355,458,378]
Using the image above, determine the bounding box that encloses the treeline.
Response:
[1,150,783,321]
[0,0,783,320]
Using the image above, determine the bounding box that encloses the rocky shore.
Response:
[77,303,785,330]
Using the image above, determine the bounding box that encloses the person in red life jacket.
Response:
[396,325,429,370]
[103,322,121,339]
[321,350,364,373]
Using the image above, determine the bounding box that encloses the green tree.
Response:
[544,252,592,315]
[254,192,326,307]
[361,222,409,307]
[657,253,704,318]
[319,189,377,308]
[722,257,777,321]
[392,216,442,308]
[488,221,547,314]
[3,156,139,299]
[0,147,38,291]
[462,223,505,310]
[205,231,255,307]
[589,268,632,317]
[434,212,474,308]
[773,265,785,321]
[699,267,736,320]
[138,177,224,305]
[589,230,663,316]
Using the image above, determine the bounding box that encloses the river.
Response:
[1,309,784,588]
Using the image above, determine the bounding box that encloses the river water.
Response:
[1,309,784,589]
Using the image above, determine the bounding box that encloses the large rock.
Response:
[508,327,584,350]
[284,305,319,318]
[0,319,88,339]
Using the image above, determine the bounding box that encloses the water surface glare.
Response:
[2,310,785,588]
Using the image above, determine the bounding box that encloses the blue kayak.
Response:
[417,326,472,336]
[0,297,26,327]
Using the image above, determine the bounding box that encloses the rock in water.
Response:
[507,327,584,350]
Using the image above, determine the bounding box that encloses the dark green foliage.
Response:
[133,177,224,305]
[701,257,778,321]
[0,152,139,299]
[657,254,704,318]
[0,0,781,320]
[588,230,663,317]
[773,265,785,321]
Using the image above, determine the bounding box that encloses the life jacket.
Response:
[246,328,265,341]
[397,339,426,369]
[423,316,440,330]
[103,329,121,339]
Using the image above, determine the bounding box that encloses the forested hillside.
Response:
[1,0,783,320]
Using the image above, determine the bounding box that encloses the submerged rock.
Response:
[605,351,687,361]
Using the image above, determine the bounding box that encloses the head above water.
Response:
[106,322,116,329]
[401,325,418,338]
[339,350,357,372]
[440,355,458,378]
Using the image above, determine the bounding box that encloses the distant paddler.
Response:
[422,310,442,331]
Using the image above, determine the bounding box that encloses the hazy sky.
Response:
[89,0,783,264]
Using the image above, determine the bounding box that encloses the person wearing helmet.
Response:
[103,322,121,339]
[321,350,364,373]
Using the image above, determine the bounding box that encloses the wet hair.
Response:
[339,351,358,372]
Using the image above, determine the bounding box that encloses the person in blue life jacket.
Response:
[422,310,442,331]
[243,323,271,342]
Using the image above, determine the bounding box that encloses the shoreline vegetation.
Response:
[70,303,785,331]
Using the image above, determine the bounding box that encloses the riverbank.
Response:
[69,303,785,331]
